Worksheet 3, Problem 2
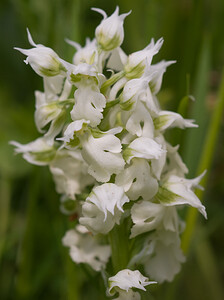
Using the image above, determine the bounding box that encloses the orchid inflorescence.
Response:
[12,6,207,299]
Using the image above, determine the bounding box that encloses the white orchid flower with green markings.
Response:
[12,6,208,298]
[154,110,198,131]
[10,137,57,166]
[93,6,131,51]
[108,269,156,299]
[58,119,90,149]
[155,172,207,218]
[66,37,98,65]
[80,183,129,234]
[62,61,102,87]
[35,78,72,144]
[15,29,66,77]
[124,38,163,79]
[10,137,58,166]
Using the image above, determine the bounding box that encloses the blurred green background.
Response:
[0,0,224,299]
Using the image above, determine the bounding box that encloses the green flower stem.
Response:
[108,219,130,274]
[65,256,79,300]
[100,71,125,95]
[181,69,224,254]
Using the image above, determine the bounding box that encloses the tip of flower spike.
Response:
[120,9,132,21]
[65,38,81,50]
[91,7,107,19]
[13,47,30,63]
[154,37,164,52]
[26,28,37,47]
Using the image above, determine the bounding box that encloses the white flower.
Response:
[10,137,56,166]
[120,72,160,116]
[108,269,155,296]
[35,77,72,133]
[143,230,185,283]
[66,38,97,65]
[154,111,198,131]
[155,172,207,218]
[149,60,176,94]
[43,75,71,102]
[59,119,90,149]
[93,6,131,51]
[81,129,125,182]
[124,38,163,79]
[15,29,66,77]
[50,149,94,199]
[123,137,165,163]
[80,183,129,234]
[62,225,111,271]
[150,135,167,180]
[34,78,72,145]
[115,158,158,201]
[71,83,106,127]
[106,47,128,72]
[130,202,178,238]
[62,61,104,87]
[162,143,188,176]
[123,102,154,138]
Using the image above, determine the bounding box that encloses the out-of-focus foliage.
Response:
[0,0,224,299]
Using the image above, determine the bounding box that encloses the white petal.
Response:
[81,134,125,182]
[150,134,167,180]
[154,111,198,131]
[108,269,155,294]
[62,227,111,271]
[125,137,165,163]
[125,102,154,138]
[15,43,64,77]
[149,60,176,94]
[162,143,188,176]
[80,183,129,234]
[144,230,185,283]
[131,202,165,238]
[71,84,106,127]
[116,158,158,201]
[131,203,179,238]
[94,6,131,51]
[50,149,94,199]
[10,138,56,166]
[158,174,207,218]
[107,47,128,71]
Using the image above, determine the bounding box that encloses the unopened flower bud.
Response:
[15,29,66,77]
[124,38,163,79]
[93,6,131,51]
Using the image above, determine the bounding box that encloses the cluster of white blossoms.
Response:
[12,6,207,299]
